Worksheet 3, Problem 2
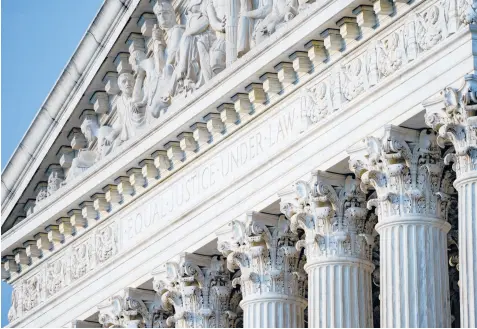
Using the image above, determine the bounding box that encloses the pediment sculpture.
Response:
[39,0,313,205]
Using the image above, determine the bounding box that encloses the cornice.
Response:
[1,0,142,223]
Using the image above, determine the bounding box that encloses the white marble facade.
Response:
[2,0,477,327]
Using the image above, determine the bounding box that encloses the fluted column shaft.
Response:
[241,295,307,328]
[456,173,477,327]
[376,216,451,327]
[306,258,374,328]
[284,174,376,328]
[218,212,308,329]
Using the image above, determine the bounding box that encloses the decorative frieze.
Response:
[68,128,88,151]
[116,176,134,203]
[23,199,35,217]
[152,150,171,174]
[57,146,75,169]
[191,123,210,148]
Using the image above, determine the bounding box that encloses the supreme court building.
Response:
[2,0,477,327]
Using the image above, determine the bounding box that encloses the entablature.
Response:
[3,0,474,275]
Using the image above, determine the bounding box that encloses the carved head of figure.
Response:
[129,49,147,74]
[154,1,176,29]
[118,73,135,97]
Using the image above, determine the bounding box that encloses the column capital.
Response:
[97,288,162,328]
[153,254,240,328]
[282,172,376,264]
[424,74,477,177]
[217,212,307,301]
[348,125,455,222]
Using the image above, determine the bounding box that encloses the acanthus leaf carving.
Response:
[282,173,376,263]
[218,212,307,300]
[424,74,477,177]
[153,255,238,328]
[98,290,158,328]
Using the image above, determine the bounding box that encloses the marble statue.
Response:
[152,1,185,100]
[174,0,216,95]
[130,44,170,120]
[207,0,227,73]
[99,72,147,156]
[153,1,184,70]
[241,0,298,45]
[237,0,254,57]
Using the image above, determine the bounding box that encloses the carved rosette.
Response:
[218,213,307,301]
[349,127,454,223]
[424,74,477,178]
[153,256,237,328]
[282,174,376,264]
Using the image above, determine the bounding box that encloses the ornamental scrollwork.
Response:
[71,239,95,281]
[98,294,153,328]
[281,174,376,263]
[424,74,477,177]
[349,127,454,221]
[23,274,42,313]
[153,255,237,328]
[218,212,307,300]
[46,258,68,298]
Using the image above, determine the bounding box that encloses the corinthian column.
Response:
[424,74,477,327]
[153,254,241,328]
[281,172,376,328]
[218,212,307,328]
[348,125,452,327]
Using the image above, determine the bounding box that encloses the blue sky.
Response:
[1,1,103,326]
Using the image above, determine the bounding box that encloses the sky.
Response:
[1,1,103,326]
